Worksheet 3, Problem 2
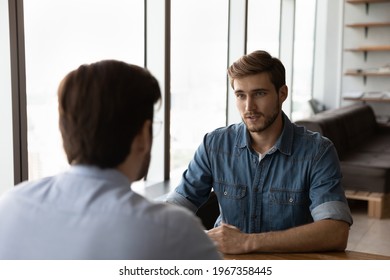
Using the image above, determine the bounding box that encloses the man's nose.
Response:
[245,96,256,111]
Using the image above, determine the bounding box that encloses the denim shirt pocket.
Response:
[213,182,247,230]
[268,188,312,231]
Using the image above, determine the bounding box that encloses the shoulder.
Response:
[293,122,333,148]
[208,123,244,137]
[0,176,54,202]
[204,123,245,147]
[123,192,201,229]
[289,123,340,166]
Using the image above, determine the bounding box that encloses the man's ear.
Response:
[279,85,288,103]
[132,120,152,154]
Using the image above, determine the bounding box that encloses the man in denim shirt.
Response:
[166,50,353,254]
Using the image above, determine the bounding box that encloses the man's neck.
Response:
[249,115,283,154]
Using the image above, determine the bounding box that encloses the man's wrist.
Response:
[243,233,256,253]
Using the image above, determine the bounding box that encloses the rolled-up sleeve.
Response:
[309,140,353,225]
[312,201,353,225]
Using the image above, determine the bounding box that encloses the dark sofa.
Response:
[295,104,390,218]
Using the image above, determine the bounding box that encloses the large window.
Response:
[247,0,281,56]
[4,0,321,189]
[170,0,229,181]
[291,0,316,121]
[0,0,14,194]
[23,0,144,180]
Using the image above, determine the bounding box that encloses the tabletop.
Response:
[223,250,390,260]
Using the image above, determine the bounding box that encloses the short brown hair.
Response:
[58,60,161,168]
[227,50,286,92]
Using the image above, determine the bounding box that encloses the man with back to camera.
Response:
[166,50,353,254]
[0,60,221,260]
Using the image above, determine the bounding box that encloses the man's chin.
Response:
[244,122,264,133]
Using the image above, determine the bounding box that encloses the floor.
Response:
[346,200,390,256]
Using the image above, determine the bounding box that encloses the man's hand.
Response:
[207,223,250,254]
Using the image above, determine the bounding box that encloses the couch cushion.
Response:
[341,151,390,193]
[338,104,376,149]
[357,132,390,153]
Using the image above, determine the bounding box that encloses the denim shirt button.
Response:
[289,197,294,203]
[224,191,228,196]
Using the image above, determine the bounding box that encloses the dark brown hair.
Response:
[58,60,161,168]
[227,50,286,92]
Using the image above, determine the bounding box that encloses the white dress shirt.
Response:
[0,165,220,260]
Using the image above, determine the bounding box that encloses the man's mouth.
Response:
[245,113,261,120]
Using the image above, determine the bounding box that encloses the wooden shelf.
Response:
[345,45,390,51]
[343,97,390,103]
[346,22,390,28]
[344,70,390,84]
[345,71,390,76]
[347,0,390,3]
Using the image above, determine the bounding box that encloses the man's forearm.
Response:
[208,219,350,254]
[246,219,349,253]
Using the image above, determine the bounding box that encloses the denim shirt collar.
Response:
[236,111,293,156]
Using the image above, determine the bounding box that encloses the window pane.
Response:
[24,0,144,180]
[247,0,281,55]
[291,0,316,121]
[0,0,14,194]
[170,0,228,179]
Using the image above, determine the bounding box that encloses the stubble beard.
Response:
[243,104,281,133]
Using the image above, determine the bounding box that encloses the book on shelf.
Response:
[363,91,385,99]
[343,90,364,99]
[343,91,390,100]
[345,64,390,75]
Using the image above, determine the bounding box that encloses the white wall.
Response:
[312,0,344,110]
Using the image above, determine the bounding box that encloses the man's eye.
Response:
[255,91,265,96]
[236,94,245,99]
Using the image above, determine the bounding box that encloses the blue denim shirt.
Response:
[167,113,353,233]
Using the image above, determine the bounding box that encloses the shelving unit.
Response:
[342,0,390,127]
[342,0,390,121]
[344,0,390,84]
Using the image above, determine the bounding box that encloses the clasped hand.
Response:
[207,223,250,254]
